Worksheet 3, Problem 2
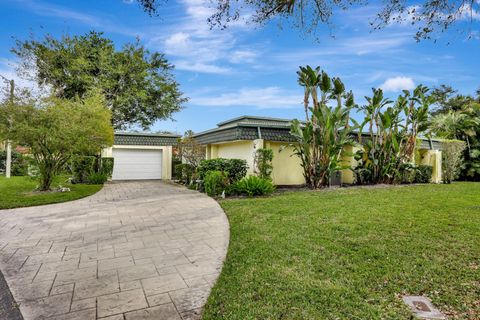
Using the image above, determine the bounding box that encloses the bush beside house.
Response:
[71,156,114,184]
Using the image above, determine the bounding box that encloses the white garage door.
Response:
[112,148,162,180]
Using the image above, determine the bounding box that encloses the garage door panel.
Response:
[112,148,163,180]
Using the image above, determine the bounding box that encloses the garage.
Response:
[112,148,163,180]
[102,132,180,181]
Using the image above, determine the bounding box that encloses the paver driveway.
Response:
[0,181,229,320]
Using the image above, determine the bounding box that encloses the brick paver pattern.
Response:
[0,181,229,320]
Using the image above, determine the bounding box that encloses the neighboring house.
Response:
[102,132,180,181]
[194,116,443,185]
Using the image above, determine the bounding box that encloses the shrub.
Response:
[197,158,248,183]
[0,150,29,176]
[441,140,466,184]
[88,172,108,184]
[71,156,96,183]
[174,163,184,181]
[172,157,182,179]
[353,166,373,185]
[232,175,275,197]
[174,163,195,184]
[394,163,433,184]
[254,148,274,180]
[415,165,433,183]
[100,157,114,179]
[395,163,417,184]
[12,154,30,176]
[204,170,229,197]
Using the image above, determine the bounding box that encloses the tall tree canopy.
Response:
[136,0,479,40]
[13,31,186,130]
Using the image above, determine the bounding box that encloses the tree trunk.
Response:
[39,172,53,191]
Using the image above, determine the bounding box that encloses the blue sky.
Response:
[0,0,479,134]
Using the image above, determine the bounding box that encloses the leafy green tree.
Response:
[0,92,113,191]
[291,66,355,189]
[13,31,186,130]
[430,85,476,116]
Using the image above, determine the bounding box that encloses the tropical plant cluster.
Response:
[353,86,432,184]
[291,66,356,189]
[292,65,476,188]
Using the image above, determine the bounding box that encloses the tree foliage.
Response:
[0,92,113,191]
[13,31,186,130]
[429,87,480,180]
[135,0,479,40]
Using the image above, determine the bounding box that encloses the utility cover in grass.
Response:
[402,296,445,319]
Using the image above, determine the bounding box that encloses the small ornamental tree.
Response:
[0,92,113,191]
[177,130,205,170]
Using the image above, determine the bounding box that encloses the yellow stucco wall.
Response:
[206,140,305,185]
[418,149,442,183]
[340,145,362,184]
[265,141,306,185]
[209,140,256,175]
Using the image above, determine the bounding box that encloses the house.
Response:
[194,116,443,185]
[102,132,180,180]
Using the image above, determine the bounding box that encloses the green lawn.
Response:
[0,175,102,209]
[204,183,480,319]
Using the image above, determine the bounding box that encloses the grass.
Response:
[203,183,480,319]
[0,175,102,209]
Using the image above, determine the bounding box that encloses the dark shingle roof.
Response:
[193,115,443,150]
[114,132,180,146]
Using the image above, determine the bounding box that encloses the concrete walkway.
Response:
[0,181,229,320]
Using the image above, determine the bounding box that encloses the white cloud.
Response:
[165,32,190,49]
[191,87,302,109]
[229,50,258,64]
[380,76,415,92]
[146,0,256,74]
[174,61,230,74]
